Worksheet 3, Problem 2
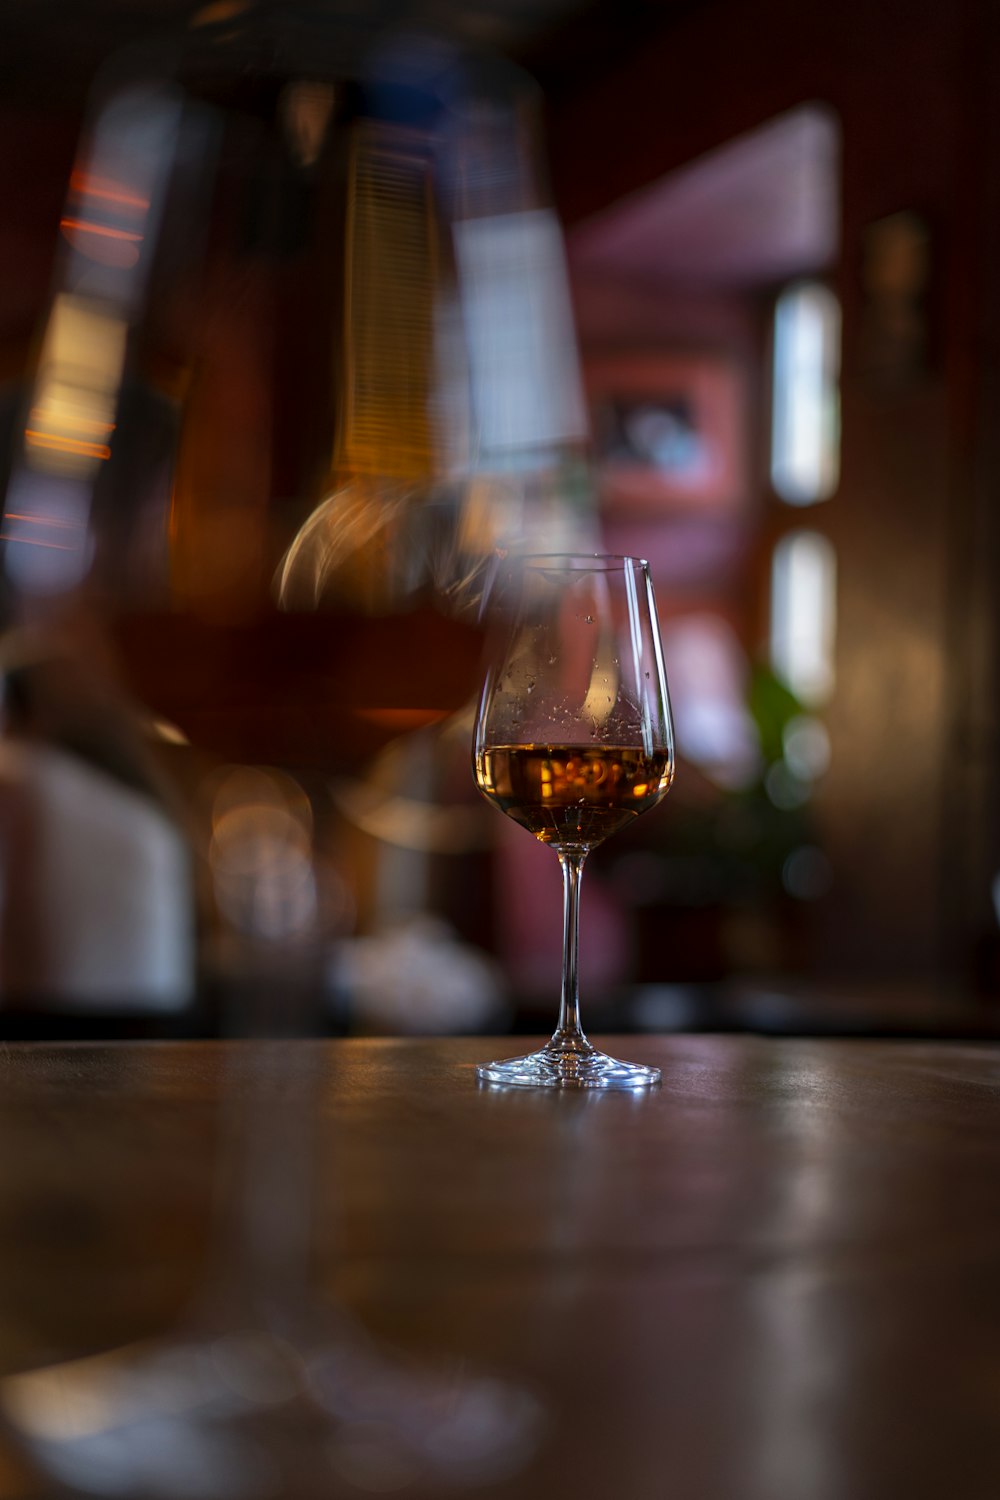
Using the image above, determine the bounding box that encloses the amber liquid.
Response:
[474,744,673,850]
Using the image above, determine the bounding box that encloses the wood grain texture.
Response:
[1,1034,1000,1498]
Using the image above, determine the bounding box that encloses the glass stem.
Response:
[551,848,592,1054]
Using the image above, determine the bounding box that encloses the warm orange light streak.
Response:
[28,409,114,436]
[69,171,150,210]
[59,218,144,243]
[25,429,111,460]
[3,512,84,531]
[0,533,77,552]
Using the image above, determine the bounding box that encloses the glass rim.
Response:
[503,552,650,572]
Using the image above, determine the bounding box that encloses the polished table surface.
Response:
[1,1033,999,1498]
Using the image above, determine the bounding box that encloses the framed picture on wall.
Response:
[587,354,747,513]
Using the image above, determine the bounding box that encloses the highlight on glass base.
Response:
[477,1042,661,1090]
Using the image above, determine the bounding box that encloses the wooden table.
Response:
[1,1034,999,1498]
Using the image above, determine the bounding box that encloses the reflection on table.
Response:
[1,1034,999,1499]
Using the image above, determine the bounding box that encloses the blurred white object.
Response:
[455,209,588,459]
[0,740,194,1009]
[335,917,503,1034]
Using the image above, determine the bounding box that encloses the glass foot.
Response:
[476,1045,660,1090]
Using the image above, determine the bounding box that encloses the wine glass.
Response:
[473,554,675,1089]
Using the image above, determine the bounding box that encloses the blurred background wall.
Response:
[544,0,1000,1005]
[0,0,997,1036]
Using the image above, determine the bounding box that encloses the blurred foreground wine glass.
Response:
[0,5,601,1490]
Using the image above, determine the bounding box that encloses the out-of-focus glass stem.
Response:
[551,849,592,1055]
[199,979,330,1326]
